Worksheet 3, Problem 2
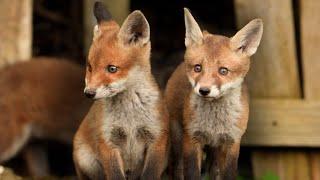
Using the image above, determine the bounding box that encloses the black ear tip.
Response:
[94,1,102,9]
[94,1,112,23]
[94,1,104,14]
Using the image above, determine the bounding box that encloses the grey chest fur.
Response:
[102,89,162,171]
[187,89,243,146]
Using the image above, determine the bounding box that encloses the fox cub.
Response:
[165,9,263,180]
[0,58,91,175]
[73,2,169,180]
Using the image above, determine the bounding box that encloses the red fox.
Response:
[73,2,169,180]
[0,57,92,175]
[165,8,263,180]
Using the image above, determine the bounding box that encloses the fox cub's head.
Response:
[184,8,263,99]
[84,2,151,99]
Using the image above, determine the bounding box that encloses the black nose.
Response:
[199,87,210,96]
[84,89,96,99]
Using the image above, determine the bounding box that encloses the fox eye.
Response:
[87,63,92,72]
[194,64,202,73]
[107,65,118,73]
[219,67,229,75]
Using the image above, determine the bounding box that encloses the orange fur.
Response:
[0,57,92,174]
[165,8,262,180]
[73,3,168,179]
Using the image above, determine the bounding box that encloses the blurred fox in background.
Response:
[0,57,92,176]
[165,8,263,179]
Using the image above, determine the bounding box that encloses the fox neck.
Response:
[188,84,243,145]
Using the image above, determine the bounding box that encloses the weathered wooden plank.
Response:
[252,151,281,179]
[300,0,320,100]
[83,0,129,55]
[102,0,130,24]
[234,0,301,98]
[242,99,320,147]
[0,0,32,67]
[310,151,320,180]
[234,0,305,178]
[294,152,311,180]
[252,151,311,180]
[300,0,320,178]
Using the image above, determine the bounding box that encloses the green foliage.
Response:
[259,171,279,180]
[237,176,246,180]
[203,174,210,180]
[236,171,279,180]
[201,170,279,180]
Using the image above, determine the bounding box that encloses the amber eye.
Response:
[107,65,118,73]
[219,67,229,75]
[87,63,92,72]
[194,64,202,73]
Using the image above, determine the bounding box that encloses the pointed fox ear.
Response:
[93,1,112,40]
[118,10,150,46]
[94,1,112,24]
[230,19,263,57]
[184,8,203,47]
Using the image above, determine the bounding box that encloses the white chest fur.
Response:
[187,87,243,146]
[101,83,162,171]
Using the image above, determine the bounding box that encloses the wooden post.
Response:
[83,0,130,55]
[0,0,32,67]
[234,0,309,179]
[234,0,300,98]
[243,99,320,146]
[300,0,320,100]
[300,0,320,179]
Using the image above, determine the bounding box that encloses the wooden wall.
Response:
[0,0,32,67]
[235,0,320,179]
[300,0,320,179]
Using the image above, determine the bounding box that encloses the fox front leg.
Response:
[141,132,169,180]
[210,143,240,180]
[23,145,50,177]
[183,133,202,180]
[98,143,126,180]
[168,120,184,180]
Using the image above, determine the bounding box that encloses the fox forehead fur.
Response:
[184,7,263,99]
[185,34,250,87]
[85,14,151,91]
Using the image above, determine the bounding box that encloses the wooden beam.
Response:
[300,0,320,178]
[243,99,317,179]
[242,99,320,147]
[300,0,320,100]
[0,0,32,67]
[310,150,320,180]
[234,0,301,98]
[83,0,129,55]
[234,0,306,179]
[102,0,130,24]
[252,150,311,180]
